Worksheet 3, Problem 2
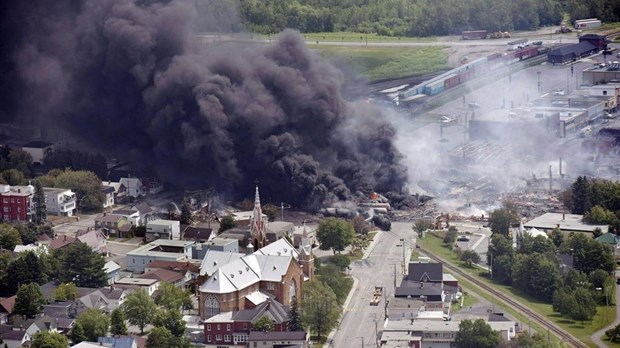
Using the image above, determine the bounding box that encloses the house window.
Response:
[243,323,248,330]
[227,324,231,331]
[207,324,211,331]
[266,282,275,290]
[224,335,231,342]
[603,91,607,95]
[216,334,222,341]
[217,324,220,330]
[207,335,211,342]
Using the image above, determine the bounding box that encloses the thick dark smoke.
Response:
[0,0,408,208]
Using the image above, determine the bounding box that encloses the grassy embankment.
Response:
[315,45,449,82]
[419,232,618,347]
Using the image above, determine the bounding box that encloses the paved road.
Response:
[326,222,416,348]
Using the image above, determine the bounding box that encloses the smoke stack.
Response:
[549,165,553,192]
[559,157,563,177]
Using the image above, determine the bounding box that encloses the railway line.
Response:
[417,245,588,348]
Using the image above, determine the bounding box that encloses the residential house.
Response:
[247,331,310,348]
[119,177,144,199]
[181,225,213,243]
[97,287,126,311]
[140,177,163,195]
[144,260,200,290]
[114,277,160,297]
[105,181,127,204]
[101,185,116,209]
[0,296,15,324]
[104,261,122,285]
[21,140,54,165]
[49,235,79,251]
[97,335,139,348]
[12,314,59,337]
[395,262,459,310]
[145,219,180,242]
[13,243,48,255]
[125,239,195,273]
[204,298,291,346]
[138,269,187,288]
[0,184,33,222]
[76,229,108,255]
[183,315,204,343]
[111,208,140,226]
[95,213,129,237]
[1,329,32,348]
[132,203,156,225]
[596,232,620,249]
[44,187,77,216]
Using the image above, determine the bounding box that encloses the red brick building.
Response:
[0,185,33,222]
[204,298,290,347]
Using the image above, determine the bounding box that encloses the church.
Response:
[197,186,314,320]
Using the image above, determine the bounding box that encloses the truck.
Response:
[462,30,487,40]
[370,286,383,306]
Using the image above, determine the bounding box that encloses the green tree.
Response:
[584,205,618,228]
[570,176,592,214]
[74,308,110,342]
[31,331,68,348]
[13,283,45,318]
[69,322,87,344]
[316,218,355,254]
[512,253,560,301]
[123,288,157,334]
[301,280,341,340]
[146,327,172,348]
[288,296,303,331]
[55,169,104,213]
[6,251,49,292]
[252,315,275,332]
[153,308,186,337]
[33,180,47,224]
[154,282,192,311]
[0,253,11,294]
[518,234,556,255]
[517,331,556,348]
[570,287,597,325]
[54,282,78,301]
[454,318,500,348]
[263,204,278,222]
[606,323,620,342]
[412,219,433,237]
[0,224,21,250]
[351,215,370,235]
[8,149,33,177]
[58,242,107,288]
[180,197,192,225]
[15,223,38,245]
[218,214,236,233]
[487,234,514,284]
[330,254,350,271]
[459,250,480,266]
[561,233,615,274]
[110,308,128,335]
[549,227,564,247]
[1,169,26,186]
[488,203,519,236]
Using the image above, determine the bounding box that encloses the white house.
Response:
[101,185,115,209]
[146,219,181,242]
[21,141,54,165]
[119,177,144,198]
[43,187,76,216]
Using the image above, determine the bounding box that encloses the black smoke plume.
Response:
[0,0,408,208]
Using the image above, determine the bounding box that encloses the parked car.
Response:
[552,89,565,96]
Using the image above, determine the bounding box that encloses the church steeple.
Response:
[250,186,266,249]
[298,222,314,279]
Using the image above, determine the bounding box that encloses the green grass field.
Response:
[315,46,449,81]
[419,233,618,347]
[291,31,436,43]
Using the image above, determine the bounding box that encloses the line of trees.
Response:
[561,176,620,232]
[224,0,620,37]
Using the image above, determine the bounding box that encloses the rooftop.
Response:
[524,212,609,233]
[126,239,194,257]
[248,331,307,341]
[115,277,159,286]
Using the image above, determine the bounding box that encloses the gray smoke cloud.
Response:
[0,0,408,208]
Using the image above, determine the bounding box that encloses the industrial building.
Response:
[524,212,609,234]
[582,63,620,86]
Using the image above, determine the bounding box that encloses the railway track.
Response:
[418,246,588,348]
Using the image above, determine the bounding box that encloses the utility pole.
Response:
[280,202,290,221]
[374,319,379,348]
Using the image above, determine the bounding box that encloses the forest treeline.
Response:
[196,0,620,37]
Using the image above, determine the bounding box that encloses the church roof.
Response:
[199,250,245,276]
[199,254,293,294]
[254,238,298,259]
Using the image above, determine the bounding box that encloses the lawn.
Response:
[419,233,618,347]
[315,46,449,81]
[450,288,479,313]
